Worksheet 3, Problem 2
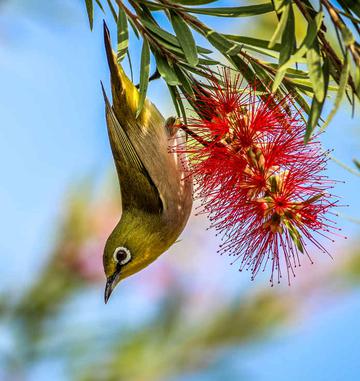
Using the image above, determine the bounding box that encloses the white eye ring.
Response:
[113,247,132,265]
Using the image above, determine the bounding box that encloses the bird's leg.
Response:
[166,117,226,149]
[165,116,181,138]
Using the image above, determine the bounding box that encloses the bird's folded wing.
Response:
[102,84,163,214]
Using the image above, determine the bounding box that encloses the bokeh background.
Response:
[0,0,360,380]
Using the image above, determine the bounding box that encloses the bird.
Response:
[101,23,193,303]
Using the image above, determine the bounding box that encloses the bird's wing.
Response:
[102,84,163,214]
[103,21,190,216]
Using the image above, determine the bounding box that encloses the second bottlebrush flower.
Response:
[175,68,341,285]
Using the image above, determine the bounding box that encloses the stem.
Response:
[321,0,360,67]
[179,125,211,147]
[331,156,360,177]
[293,0,357,95]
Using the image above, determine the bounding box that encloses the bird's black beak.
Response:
[104,268,121,304]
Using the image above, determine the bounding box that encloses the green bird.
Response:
[102,23,193,302]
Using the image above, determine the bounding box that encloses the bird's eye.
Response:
[113,247,132,265]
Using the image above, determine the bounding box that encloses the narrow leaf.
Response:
[94,0,105,13]
[272,0,287,12]
[143,1,274,17]
[183,3,274,17]
[305,97,323,142]
[85,0,94,30]
[272,3,295,92]
[167,85,182,120]
[306,39,325,101]
[170,11,198,66]
[174,65,195,97]
[321,53,350,131]
[339,23,355,47]
[174,0,217,4]
[154,53,180,86]
[126,50,134,82]
[117,7,129,63]
[205,30,242,56]
[225,34,281,52]
[105,0,117,21]
[355,66,360,97]
[273,11,323,92]
[305,57,329,141]
[142,19,210,54]
[136,39,151,118]
[279,12,324,70]
[268,3,289,49]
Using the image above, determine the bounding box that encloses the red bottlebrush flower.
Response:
[192,68,246,120]
[176,68,340,285]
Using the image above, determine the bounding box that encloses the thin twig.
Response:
[331,155,360,177]
[293,0,357,96]
[322,0,360,67]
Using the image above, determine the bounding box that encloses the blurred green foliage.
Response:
[0,178,359,380]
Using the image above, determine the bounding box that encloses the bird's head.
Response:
[103,239,132,303]
[102,212,165,303]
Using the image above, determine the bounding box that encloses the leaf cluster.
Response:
[86,0,360,139]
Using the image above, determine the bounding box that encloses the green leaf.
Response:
[205,30,242,56]
[183,3,274,17]
[283,83,311,116]
[230,55,257,85]
[285,222,304,253]
[268,2,290,49]
[198,57,219,65]
[105,0,117,21]
[342,0,360,19]
[136,39,150,118]
[272,0,287,12]
[126,50,134,82]
[282,11,323,69]
[142,1,274,16]
[273,11,323,92]
[128,17,140,39]
[142,18,179,44]
[272,3,295,92]
[306,39,325,101]
[170,11,198,66]
[117,7,129,63]
[339,23,355,47]
[85,0,93,30]
[167,85,187,125]
[177,89,188,124]
[167,85,181,118]
[241,45,279,60]
[355,65,360,97]
[154,52,180,86]
[305,57,329,142]
[174,65,195,97]
[94,0,105,13]
[277,66,309,78]
[321,53,350,131]
[225,34,281,52]
[142,19,211,54]
[174,0,217,5]
[305,98,323,142]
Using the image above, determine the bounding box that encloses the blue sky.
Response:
[0,1,360,380]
